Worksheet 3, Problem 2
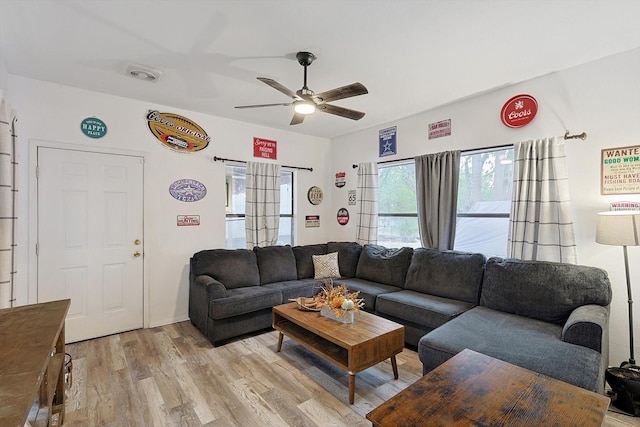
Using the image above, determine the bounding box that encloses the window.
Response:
[377,161,421,248]
[377,146,514,256]
[225,165,294,248]
[454,147,513,257]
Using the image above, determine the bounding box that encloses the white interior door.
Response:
[37,147,144,342]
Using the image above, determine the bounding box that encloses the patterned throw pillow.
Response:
[313,252,340,279]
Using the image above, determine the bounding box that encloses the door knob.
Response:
[134,239,141,245]
[133,251,141,257]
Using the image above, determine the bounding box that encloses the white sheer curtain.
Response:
[355,162,378,245]
[0,92,17,308]
[508,137,577,263]
[245,161,281,249]
[415,151,460,250]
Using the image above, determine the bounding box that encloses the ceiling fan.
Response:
[235,51,368,125]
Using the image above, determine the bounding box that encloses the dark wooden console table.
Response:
[367,348,610,426]
[0,299,70,427]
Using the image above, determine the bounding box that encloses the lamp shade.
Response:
[596,210,640,246]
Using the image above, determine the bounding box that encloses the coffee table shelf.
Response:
[273,302,404,404]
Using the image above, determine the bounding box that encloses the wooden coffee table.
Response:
[272,302,404,404]
[367,348,610,426]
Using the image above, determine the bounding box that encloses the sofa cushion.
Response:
[254,245,298,285]
[313,252,340,279]
[191,249,260,289]
[376,290,475,330]
[339,278,402,311]
[209,286,282,319]
[356,244,413,288]
[480,257,612,325]
[418,306,602,391]
[292,244,328,279]
[327,241,362,278]
[404,248,485,304]
[262,279,321,302]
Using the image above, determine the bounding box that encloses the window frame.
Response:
[224,165,295,248]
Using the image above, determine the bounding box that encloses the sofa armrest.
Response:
[561,304,609,353]
[189,273,227,335]
[193,275,227,299]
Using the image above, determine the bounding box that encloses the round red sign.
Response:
[500,94,538,128]
[337,208,350,225]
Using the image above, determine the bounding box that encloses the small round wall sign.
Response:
[169,179,207,202]
[307,186,323,205]
[80,117,107,138]
[500,94,538,128]
[337,208,350,225]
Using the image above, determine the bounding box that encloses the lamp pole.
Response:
[623,245,636,366]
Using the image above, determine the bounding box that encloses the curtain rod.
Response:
[352,143,514,169]
[352,133,587,168]
[213,156,313,172]
[564,131,587,140]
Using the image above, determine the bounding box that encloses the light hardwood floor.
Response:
[63,321,639,426]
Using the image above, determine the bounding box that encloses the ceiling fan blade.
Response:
[317,103,365,121]
[314,82,368,103]
[257,77,300,100]
[235,102,293,109]
[290,113,305,125]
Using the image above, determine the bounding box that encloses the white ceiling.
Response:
[1,0,639,139]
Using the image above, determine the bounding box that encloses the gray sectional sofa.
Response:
[189,241,612,393]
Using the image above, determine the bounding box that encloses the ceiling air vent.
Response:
[125,64,162,82]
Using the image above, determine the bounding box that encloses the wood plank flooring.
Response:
[62,321,639,426]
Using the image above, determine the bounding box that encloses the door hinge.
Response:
[35,242,39,256]
[36,166,39,179]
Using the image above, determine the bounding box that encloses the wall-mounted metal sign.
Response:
[305,215,320,228]
[146,110,210,153]
[169,179,207,202]
[253,137,277,160]
[379,126,397,157]
[177,215,201,226]
[307,186,323,205]
[500,94,537,128]
[337,208,349,225]
[80,117,107,138]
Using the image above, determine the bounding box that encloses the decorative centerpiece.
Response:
[315,280,364,324]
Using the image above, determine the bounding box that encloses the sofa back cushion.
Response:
[356,244,413,288]
[191,249,260,289]
[254,245,298,285]
[292,244,328,279]
[480,257,612,324]
[404,248,486,304]
[327,241,362,278]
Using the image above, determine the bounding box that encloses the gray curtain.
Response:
[0,93,17,308]
[508,137,577,263]
[415,151,461,249]
[245,161,281,249]
[355,162,378,245]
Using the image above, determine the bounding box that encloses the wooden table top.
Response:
[0,299,70,427]
[367,348,610,427]
[273,302,403,347]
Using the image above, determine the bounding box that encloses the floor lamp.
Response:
[596,210,640,367]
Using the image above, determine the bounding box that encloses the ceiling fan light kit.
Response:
[235,51,368,125]
[294,101,316,115]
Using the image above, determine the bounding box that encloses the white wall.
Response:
[9,75,333,327]
[330,48,640,367]
[7,48,640,366]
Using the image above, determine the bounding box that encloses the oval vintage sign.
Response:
[81,117,107,138]
[146,110,210,153]
[169,179,207,202]
[500,94,538,128]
